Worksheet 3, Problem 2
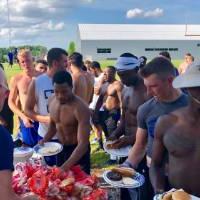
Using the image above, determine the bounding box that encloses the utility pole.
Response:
[6,0,11,47]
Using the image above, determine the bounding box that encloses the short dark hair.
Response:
[52,70,73,87]
[91,61,101,69]
[107,66,116,74]
[47,48,68,67]
[69,52,83,68]
[185,53,191,57]
[36,59,48,66]
[159,51,171,60]
[139,56,147,68]
[139,57,175,79]
[120,52,138,59]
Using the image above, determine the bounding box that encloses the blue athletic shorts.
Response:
[19,119,39,147]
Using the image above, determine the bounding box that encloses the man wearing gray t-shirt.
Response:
[122,57,188,200]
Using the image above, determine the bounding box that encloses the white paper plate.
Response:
[14,147,33,158]
[102,170,145,189]
[34,142,63,156]
[154,191,200,200]
[103,141,131,157]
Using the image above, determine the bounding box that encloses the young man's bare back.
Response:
[69,52,94,105]
[72,71,94,104]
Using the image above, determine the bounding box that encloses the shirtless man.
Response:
[25,48,68,165]
[89,61,104,149]
[108,53,148,148]
[8,49,39,147]
[94,66,123,138]
[0,64,37,200]
[39,70,91,174]
[178,53,194,74]
[150,62,200,197]
[68,52,94,104]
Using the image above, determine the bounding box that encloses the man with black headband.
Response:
[150,61,200,197]
[108,53,149,149]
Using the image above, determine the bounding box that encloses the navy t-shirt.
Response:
[137,93,188,157]
[0,125,14,171]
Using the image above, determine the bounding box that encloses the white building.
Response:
[77,24,200,60]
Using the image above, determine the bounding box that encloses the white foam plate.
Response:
[34,142,63,156]
[103,141,131,157]
[102,170,145,189]
[14,147,33,157]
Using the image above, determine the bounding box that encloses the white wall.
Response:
[80,40,200,60]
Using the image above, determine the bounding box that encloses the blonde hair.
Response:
[17,49,32,60]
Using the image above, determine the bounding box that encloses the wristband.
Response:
[122,160,136,169]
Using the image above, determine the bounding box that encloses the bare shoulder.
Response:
[74,97,90,116]
[9,73,23,88]
[72,72,82,80]
[10,73,23,82]
[156,112,179,134]
[113,80,123,90]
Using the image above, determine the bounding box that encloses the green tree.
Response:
[67,41,76,55]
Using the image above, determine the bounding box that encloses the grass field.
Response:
[100,59,182,69]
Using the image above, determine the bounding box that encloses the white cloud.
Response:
[126,7,164,19]
[47,21,65,31]
[0,28,9,37]
[144,8,163,17]
[126,8,143,18]
[0,0,93,45]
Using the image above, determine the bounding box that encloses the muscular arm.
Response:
[61,103,90,171]
[72,75,85,100]
[150,117,169,194]
[24,80,50,123]
[8,76,26,120]
[94,83,107,113]
[115,81,123,109]
[108,109,125,140]
[42,117,57,142]
[126,128,147,168]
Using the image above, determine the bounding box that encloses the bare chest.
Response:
[123,89,146,115]
[50,104,77,126]
[164,125,200,158]
[17,77,32,95]
[107,84,117,96]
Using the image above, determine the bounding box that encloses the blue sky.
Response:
[0,0,200,49]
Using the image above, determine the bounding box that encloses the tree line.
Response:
[0,45,47,63]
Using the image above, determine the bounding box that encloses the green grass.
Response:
[3,63,22,83]
[100,59,182,69]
